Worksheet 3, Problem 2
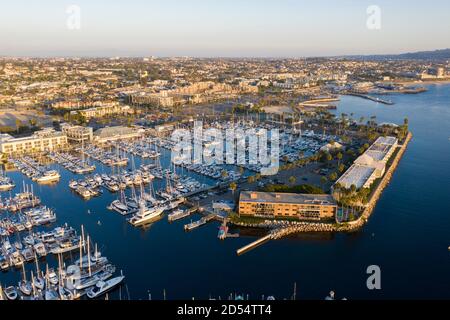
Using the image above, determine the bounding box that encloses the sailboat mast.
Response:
[87,235,91,277]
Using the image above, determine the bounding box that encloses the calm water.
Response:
[1,84,450,300]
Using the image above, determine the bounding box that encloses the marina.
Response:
[0,194,126,300]
[0,86,449,299]
[9,157,60,185]
[47,151,96,175]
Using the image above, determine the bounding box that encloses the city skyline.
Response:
[1,0,450,57]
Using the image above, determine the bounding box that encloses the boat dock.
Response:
[168,207,198,222]
[184,213,217,232]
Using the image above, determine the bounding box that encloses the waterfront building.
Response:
[61,124,94,144]
[334,136,398,190]
[0,128,68,156]
[94,126,144,144]
[72,104,131,120]
[238,191,337,221]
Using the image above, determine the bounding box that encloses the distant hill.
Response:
[346,49,450,61]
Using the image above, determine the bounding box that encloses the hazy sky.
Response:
[1,0,449,57]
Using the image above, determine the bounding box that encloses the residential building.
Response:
[61,124,94,144]
[239,191,338,221]
[0,128,68,156]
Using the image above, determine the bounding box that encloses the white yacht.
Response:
[0,177,15,192]
[86,275,125,299]
[128,200,166,226]
[36,170,61,184]
[109,200,131,215]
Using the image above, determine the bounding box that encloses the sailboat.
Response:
[44,265,59,300]
[0,167,15,192]
[33,252,45,290]
[75,239,108,268]
[18,263,32,296]
[4,286,18,300]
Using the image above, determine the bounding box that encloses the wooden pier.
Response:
[184,213,217,232]
[236,234,272,256]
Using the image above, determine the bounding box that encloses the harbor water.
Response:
[1,84,450,299]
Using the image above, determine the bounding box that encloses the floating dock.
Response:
[168,207,197,222]
[184,213,216,232]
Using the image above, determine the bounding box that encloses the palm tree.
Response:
[320,176,328,189]
[15,119,22,133]
[229,182,237,195]
[336,152,343,166]
[221,170,229,180]
[329,172,338,182]
[289,176,297,185]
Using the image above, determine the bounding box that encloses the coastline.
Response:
[396,79,450,86]
[232,132,413,235]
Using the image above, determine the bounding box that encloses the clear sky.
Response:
[1,0,449,57]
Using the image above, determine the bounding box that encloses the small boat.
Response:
[86,275,125,299]
[59,286,74,300]
[109,200,129,215]
[10,251,24,267]
[34,242,47,257]
[18,280,32,296]
[47,268,59,286]
[45,288,59,300]
[14,241,23,251]
[22,247,35,262]
[33,276,45,291]
[0,256,9,270]
[4,286,18,300]
[74,266,115,290]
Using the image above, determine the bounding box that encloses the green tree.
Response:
[329,172,338,182]
[336,152,343,165]
[15,119,22,133]
[229,182,237,195]
[320,176,328,188]
[289,176,297,185]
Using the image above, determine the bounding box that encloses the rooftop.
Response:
[335,164,376,189]
[94,126,138,138]
[240,191,336,206]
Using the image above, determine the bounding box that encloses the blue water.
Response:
[1,84,450,300]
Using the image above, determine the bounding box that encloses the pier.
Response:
[236,234,272,256]
[184,213,217,231]
[344,92,394,105]
[168,207,198,222]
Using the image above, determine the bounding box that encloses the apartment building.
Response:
[61,124,94,144]
[0,129,68,156]
[239,191,338,221]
